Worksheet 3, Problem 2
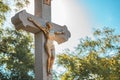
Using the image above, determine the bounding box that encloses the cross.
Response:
[11,0,71,80]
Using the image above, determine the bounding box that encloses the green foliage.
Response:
[0,0,10,24]
[0,28,34,80]
[14,0,30,11]
[57,28,120,80]
[0,0,35,79]
[0,0,29,25]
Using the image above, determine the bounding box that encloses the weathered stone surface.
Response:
[11,0,70,80]
[35,32,48,80]
[51,23,71,44]
[11,10,71,44]
[11,10,45,33]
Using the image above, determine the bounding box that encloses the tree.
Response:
[0,0,29,25]
[0,0,9,25]
[57,27,120,80]
[0,29,34,80]
[0,0,35,80]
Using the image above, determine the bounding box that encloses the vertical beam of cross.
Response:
[11,0,70,80]
[34,0,52,80]
[35,0,51,21]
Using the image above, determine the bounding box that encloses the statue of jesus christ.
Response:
[28,17,64,75]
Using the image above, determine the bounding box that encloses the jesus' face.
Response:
[46,22,52,30]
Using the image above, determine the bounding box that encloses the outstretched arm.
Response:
[28,17,46,31]
[54,31,64,35]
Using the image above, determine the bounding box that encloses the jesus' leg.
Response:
[45,43,52,75]
[49,46,55,73]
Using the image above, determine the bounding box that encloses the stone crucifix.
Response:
[11,0,71,80]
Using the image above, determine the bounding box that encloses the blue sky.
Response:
[79,0,120,33]
[21,0,120,52]
[50,0,120,51]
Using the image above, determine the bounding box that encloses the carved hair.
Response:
[46,22,52,29]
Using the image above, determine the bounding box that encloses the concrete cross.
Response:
[11,0,71,80]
